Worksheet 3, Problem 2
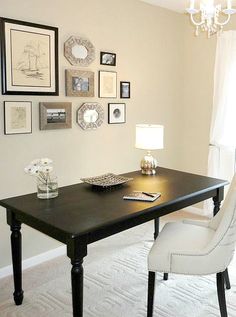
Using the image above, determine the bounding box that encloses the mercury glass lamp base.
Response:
[140,152,158,175]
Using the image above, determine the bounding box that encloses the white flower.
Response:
[40,158,53,165]
[39,165,53,173]
[24,164,39,175]
[30,159,41,166]
[24,158,55,184]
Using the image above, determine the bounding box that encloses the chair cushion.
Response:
[148,222,215,275]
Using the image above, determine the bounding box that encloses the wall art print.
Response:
[0,17,59,95]
[4,101,32,134]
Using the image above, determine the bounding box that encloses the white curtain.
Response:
[206,31,236,216]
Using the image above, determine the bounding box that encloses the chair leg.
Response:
[147,271,156,317]
[224,269,231,290]
[216,272,228,317]
[163,273,168,280]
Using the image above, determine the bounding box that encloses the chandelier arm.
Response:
[215,14,231,26]
[190,14,205,26]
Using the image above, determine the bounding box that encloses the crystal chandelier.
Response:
[186,0,236,37]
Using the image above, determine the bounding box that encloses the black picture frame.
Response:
[108,103,126,124]
[100,51,116,66]
[120,81,130,99]
[0,17,59,95]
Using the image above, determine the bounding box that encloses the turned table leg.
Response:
[7,210,24,305]
[154,218,159,240]
[71,260,84,317]
[213,187,224,217]
[67,237,87,317]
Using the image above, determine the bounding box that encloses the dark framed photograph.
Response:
[108,103,126,124]
[0,17,59,95]
[4,101,32,135]
[100,51,116,66]
[120,81,130,98]
[39,102,72,130]
[99,70,117,98]
[65,69,94,97]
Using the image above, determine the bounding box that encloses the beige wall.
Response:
[0,0,184,269]
[181,16,236,176]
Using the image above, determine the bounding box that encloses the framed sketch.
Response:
[99,71,117,98]
[108,103,126,124]
[120,81,130,98]
[4,101,32,135]
[65,69,94,97]
[100,51,116,66]
[39,102,72,130]
[0,17,59,95]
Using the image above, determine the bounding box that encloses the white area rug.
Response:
[1,221,236,317]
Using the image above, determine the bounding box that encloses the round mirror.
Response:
[84,109,98,123]
[72,44,88,59]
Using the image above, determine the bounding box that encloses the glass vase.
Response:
[37,175,58,199]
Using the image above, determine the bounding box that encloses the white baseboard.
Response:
[184,206,208,216]
[0,245,66,279]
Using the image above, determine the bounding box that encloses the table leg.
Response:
[7,210,24,305]
[67,238,87,317]
[154,218,160,240]
[213,187,224,216]
[71,260,84,317]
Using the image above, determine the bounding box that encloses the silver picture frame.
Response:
[39,102,72,130]
[65,69,94,97]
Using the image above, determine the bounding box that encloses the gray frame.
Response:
[64,36,95,67]
[65,69,94,97]
[39,102,72,130]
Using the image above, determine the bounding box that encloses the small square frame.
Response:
[100,51,116,66]
[108,103,126,124]
[120,81,130,99]
[39,102,72,130]
[99,70,117,98]
[65,69,94,97]
[4,101,32,135]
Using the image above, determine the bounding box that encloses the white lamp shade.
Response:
[135,124,164,150]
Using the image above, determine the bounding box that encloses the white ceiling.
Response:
[140,0,236,13]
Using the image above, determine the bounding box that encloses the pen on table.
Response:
[142,192,155,198]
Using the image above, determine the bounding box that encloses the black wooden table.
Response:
[0,168,228,316]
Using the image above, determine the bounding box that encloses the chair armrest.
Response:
[182,219,210,228]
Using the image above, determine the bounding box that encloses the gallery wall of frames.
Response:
[0,17,131,135]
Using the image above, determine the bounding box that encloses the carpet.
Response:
[1,220,236,317]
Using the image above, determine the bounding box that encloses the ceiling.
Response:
[140,0,236,13]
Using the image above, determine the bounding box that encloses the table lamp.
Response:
[135,124,164,175]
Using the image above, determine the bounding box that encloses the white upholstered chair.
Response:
[147,173,236,317]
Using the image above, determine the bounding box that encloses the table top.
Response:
[0,168,227,243]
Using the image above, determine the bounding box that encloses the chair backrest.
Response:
[207,173,236,265]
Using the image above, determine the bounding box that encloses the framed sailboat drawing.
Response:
[0,18,59,95]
